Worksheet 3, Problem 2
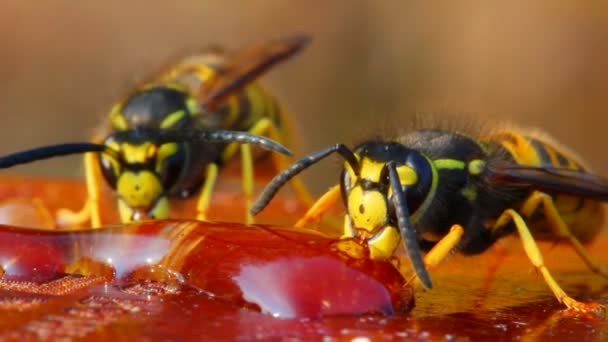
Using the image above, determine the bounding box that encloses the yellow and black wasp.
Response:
[0,35,312,227]
[251,125,608,314]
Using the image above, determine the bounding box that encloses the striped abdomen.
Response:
[488,130,604,243]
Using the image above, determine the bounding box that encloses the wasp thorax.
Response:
[120,86,191,129]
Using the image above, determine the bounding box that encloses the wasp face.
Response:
[341,142,433,235]
[99,134,187,222]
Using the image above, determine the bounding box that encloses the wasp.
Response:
[0,35,312,227]
[251,125,608,314]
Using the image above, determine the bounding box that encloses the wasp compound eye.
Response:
[99,153,120,188]
[156,143,186,190]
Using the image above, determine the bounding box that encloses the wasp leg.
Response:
[295,184,341,228]
[519,190,608,278]
[221,117,314,206]
[404,224,464,287]
[196,163,219,221]
[56,152,102,228]
[492,208,605,314]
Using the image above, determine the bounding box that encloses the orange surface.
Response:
[0,176,606,340]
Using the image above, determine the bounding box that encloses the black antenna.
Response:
[109,128,291,156]
[0,143,116,168]
[386,161,432,289]
[250,143,358,215]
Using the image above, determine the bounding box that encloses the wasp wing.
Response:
[199,34,311,110]
[484,162,608,201]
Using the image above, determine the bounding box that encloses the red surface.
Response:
[0,176,606,340]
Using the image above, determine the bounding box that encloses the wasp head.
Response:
[99,133,187,222]
[341,142,433,234]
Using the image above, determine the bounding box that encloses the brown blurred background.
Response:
[1,1,607,194]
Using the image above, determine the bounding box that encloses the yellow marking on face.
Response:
[160,110,186,129]
[359,158,386,183]
[147,145,157,159]
[434,159,466,170]
[468,159,485,175]
[116,170,163,208]
[347,186,387,232]
[396,165,417,185]
[109,105,129,131]
[106,140,120,151]
[387,165,418,198]
[156,143,179,173]
[368,225,401,261]
[103,140,122,176]
[121,143,154,164]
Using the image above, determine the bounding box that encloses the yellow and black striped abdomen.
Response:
[489,130,604,242]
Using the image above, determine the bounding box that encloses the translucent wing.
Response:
[199,34,311,110]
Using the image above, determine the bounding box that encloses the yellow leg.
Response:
[241,144,254,224]
[405,224,464,287]
[221,118,314,206]
[196,163,219,221]
[519,190,608,278]
[295,185,341,228]
[421,224,464,270]
[492,208,604,314]
[56,152,102,228]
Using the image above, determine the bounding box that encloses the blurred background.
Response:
[1,1,608,194]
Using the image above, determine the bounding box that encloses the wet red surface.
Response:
[0,176,606,340]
